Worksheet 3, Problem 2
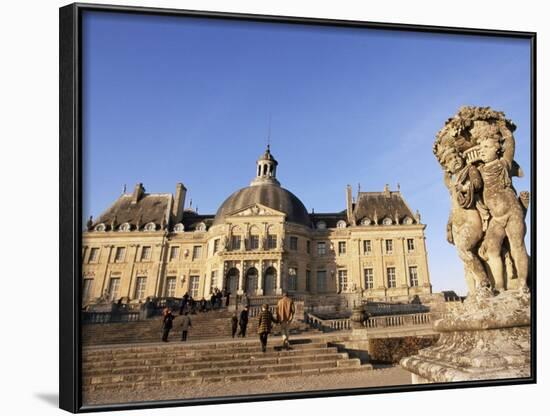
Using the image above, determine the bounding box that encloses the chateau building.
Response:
[82,146,432,305]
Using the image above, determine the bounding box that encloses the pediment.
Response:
[228,203,286,218]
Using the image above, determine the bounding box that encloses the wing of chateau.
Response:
[82,146,432,305]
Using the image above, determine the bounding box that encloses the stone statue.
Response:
[433,106,529,294]
[400,106,531,385]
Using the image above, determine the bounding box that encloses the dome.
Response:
[213,184,311,227]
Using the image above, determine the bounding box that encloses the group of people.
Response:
[230,293,295,352]
[161,292,295,352]
[178,288,231,315]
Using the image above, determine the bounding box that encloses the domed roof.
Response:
[213,184,311,227]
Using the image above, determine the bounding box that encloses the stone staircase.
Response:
[82,337,372,392]
[82,310,318,346]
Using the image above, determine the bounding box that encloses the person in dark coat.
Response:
[230,311,239,338]
[180,311,192,341]
[199,297,207,312]
[210,292,217,310]
[179,292,189,315]
[238,306,249,337]
[257,304,277,352]
[161,308,175,342]
[225,290,231,307]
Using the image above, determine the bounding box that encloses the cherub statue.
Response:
[434,142,489,293]
[434,106,530,294]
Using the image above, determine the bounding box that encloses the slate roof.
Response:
[309,211,347,228]
[352,191,417,225]
[213,184,311,227]
[180,211,215,231]
[90,193,172,231]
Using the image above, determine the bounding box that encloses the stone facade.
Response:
[82,146,432,306]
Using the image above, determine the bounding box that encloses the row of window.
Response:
[85,245,204,264]
[83,265,421,302]
[85,238,418,264]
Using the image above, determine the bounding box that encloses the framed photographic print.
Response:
[59,2,536,412]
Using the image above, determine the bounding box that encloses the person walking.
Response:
[179,292,189,315]
[161,308,175,342]
[180,311,192,341]
[257,304,277,352]
[276,292,295,350]
[230,311,239,338]
[237,306,249,338]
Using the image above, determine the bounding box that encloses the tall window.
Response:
[288,267,297,291]
[409,266,419,287]
[290,236,298,251]
[88,247,99,263]
[210,271,218,291]
[267,234,277,249]
[192,245,202,260]
[385,239,393,254]
[306,240,311,254]
[141,246,151,261]
[108,278,120,301]
[387,267,396,288]
[364,268,374,289]
[82,279,94,300]
[189,275,200,298]
[231,235,241,250]
[306,270,312,292]
[165,277,176,297]
[134,277,147,300]
[363,240,372,255]
[249,235,259,250]
[338,241,346,255]
[114,247,126,262]
[317,242,326,256]
[407,238,415,252]
[213,239,219,254]
[317,270,327,292]
[169,246,179,261]
[337,270,348,292]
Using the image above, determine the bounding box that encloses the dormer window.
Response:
[336,220,347,229]
[382,217,393,226]
[119,222,131,232]
[316,221,327,230]
[144,222,156,232]
[361,218,372,226]
[403,216,414,225]
[94,223,106,232]
[196,222,206,232]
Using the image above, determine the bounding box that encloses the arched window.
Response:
[196,222,206,232]
[94,223,106,232]
[336,220,347,228]
[403,216,414,225]
[173,223,184,232]
[361,217,372,226]
[382,217,393,226]
[119,222,131,232]
[144,222,156,231]
[316,221,327,230]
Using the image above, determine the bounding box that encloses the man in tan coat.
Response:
[276,292,295,350]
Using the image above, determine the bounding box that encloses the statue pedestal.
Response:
[400,289,531,383]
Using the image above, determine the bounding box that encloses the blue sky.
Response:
[82,11,532,295]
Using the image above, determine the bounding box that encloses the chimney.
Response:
[172,183,187,223]
[384,183,390,197]
[346,185,356,226]
[131,183,145,204]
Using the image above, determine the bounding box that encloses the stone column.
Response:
[237,260,244,295]
[257,259,264,296]
[275,259,283,295]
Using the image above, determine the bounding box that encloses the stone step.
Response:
[83,342,331,362]
[83,357,360,385]
[82,364,372,392]
[83,350,348,373]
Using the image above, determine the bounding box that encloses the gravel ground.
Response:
[83,365,411,406]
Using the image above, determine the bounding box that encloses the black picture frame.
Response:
[59,3,537,413]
